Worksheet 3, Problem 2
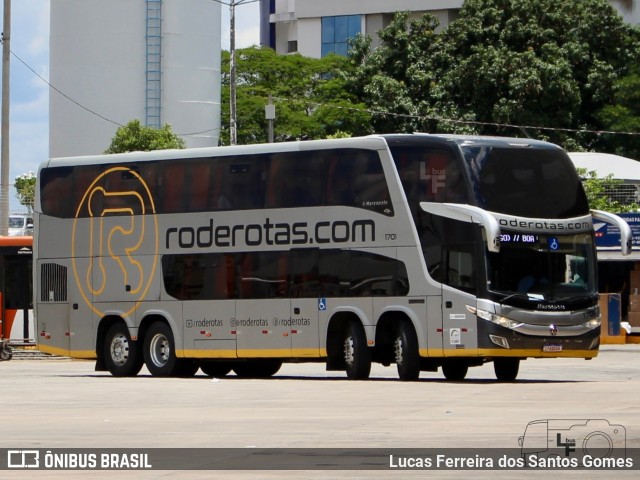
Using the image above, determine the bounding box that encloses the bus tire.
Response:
[103,323,143,377]
[442,361,468,381]
[394,321,420,381]
[200,361,233,378]
[343,321,371,380]
[144,321,178,377]
[233,359,282,378]
[494,358,520,382]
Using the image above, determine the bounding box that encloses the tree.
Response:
[344,1,640,152]
[437,0,640,147]
[105,120,185,153]
[14,171,36,213]
[595,67,640,160]
[345,12,473,134]
[220,47,371,145]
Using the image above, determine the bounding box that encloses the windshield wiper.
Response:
[498,292,545,304]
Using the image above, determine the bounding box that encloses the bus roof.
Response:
[39,134,562,171]
[39,136,391,170]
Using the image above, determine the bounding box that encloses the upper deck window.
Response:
[463,146,590,218]
[39,148,393,218]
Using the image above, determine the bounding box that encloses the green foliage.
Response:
[437,0,640,146]
[105,120,185,154]
[596,67,640,159]
[221,47,372,144]
[342,0,640,153]
[14,171,36,213]
[577,168,640,212]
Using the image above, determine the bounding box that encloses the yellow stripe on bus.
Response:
[37,344,96,359]
[421,348,598,358]
[177,348,327,358]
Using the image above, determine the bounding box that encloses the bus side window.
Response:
[72,165,104,217]
[238,252,287,299]
[317,249,348,297]
[290,249,320,298]
[212,254,236,299]
[40,167,73,217]
[188,161,211,211]
[348,251,407,296]
[326,157,355,207]
[224,156,268,210]
[350,151,392,214]
[267,153,324,208]
[162,163,186,213]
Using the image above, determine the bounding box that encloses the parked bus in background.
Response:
[8,214,33,237]
[0,236,33,360]
[33,135,631,380]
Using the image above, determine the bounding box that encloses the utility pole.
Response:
[229,1,237,145]
[215,0,258,145]
[265,93,275,143]
[0,0,11,236]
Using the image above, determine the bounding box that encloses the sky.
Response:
[0,0,260,212]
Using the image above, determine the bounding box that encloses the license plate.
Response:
[543,344,563,352]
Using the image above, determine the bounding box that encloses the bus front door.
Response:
[440,245,479,356]
[441,285,478,356]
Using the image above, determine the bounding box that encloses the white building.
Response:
[50,0,222,158]
[261,0,640,58]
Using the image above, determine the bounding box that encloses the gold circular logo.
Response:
[71,167,159,317]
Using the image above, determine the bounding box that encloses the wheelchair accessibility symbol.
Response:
[548,237,559,251]
[318,298,327,311]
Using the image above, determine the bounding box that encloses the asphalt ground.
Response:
[0,345,639,479]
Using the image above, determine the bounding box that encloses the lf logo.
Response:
[557,433,576,456]
[519,419,626,458]
[8,450,40,468]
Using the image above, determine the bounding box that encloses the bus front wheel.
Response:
[144,321,178,376]
[494,358,520,382]
[343,321,371,380]
[103,323,143,377]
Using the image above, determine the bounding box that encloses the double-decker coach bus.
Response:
[33,134,631,380]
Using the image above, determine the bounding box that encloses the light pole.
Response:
[213,0,259,146]
[1,0,11,236]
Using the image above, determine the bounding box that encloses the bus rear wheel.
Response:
[343,321,371,380]
[442,361,468,381]
[494,358,520,382]
[394,322,420,381]
[103,323,143,377]
[144,321,178,377]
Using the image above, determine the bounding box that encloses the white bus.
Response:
[34,134,631,380]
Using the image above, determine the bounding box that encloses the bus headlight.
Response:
[582,317,601,330]
[466,305,522,329]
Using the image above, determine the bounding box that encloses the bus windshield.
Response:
[462,145,590,218]
[486,231,597,303]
